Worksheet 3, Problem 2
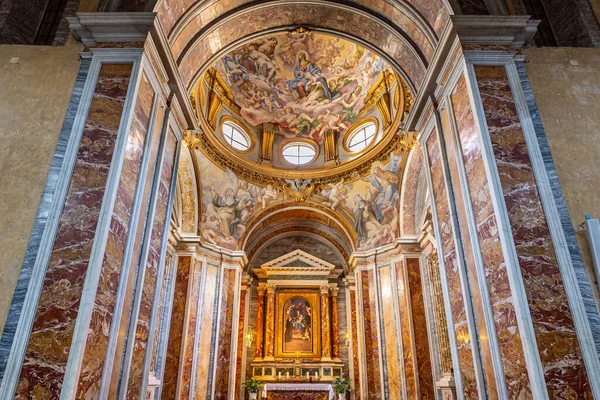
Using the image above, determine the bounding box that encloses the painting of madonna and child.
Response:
[216,31,391,143]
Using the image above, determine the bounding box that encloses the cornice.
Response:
[67,12,156,46]
[405,15,539,131]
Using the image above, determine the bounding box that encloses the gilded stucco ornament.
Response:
[186,129,417,193]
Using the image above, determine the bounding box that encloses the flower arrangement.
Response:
[242,378,263,394]
[332,376,351,394]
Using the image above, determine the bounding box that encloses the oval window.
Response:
[222,121,251,151]
[347,122,377,153]
[282,142,317,166]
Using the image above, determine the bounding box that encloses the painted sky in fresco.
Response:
[216,32,390,143]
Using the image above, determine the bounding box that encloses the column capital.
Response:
[320,285,330,295]
[330,287,339,297]
[266,284,276,294]
[257,285,268,296]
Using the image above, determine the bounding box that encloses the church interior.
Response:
[1,0,600,399]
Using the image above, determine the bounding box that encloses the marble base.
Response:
[436,373,457,400]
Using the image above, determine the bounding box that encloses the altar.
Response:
[261,383,335,400]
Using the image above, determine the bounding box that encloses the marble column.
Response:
[321,285,332,361]
[331,287,340,361]
[264,284,276,360]
[255,285,267,359]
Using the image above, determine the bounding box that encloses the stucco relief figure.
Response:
[216,32,390,143]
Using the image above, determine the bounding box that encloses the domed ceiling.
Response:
[214,30,392,143]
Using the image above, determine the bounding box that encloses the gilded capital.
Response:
[257,285,268,296]
[267,284,277,294]
[320,285,330,295]
[330,287,339,297]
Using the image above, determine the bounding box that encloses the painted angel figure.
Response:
[259,184,279,208]
[323,179,349,210]
[368,164,398,223]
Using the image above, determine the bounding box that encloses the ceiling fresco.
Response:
[195,144,404,252]
[214,32,392,143]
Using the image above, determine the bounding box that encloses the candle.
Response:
[306,372,309,379]
[278,371,281,378]
[316,371,319,378]
[286,371,289,379]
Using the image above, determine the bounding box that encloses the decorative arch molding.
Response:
[176,145,199,235]
[170,1,439,92]
[156,0,451,58]
[400,143,424,237]
[246,224,351,266]
[240,202,356,255]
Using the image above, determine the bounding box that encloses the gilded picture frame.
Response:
[275,289,321,359]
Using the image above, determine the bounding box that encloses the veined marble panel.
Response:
[177,258,204,399]
[127,125,179,398]
[475,65,591,397]
[195,263,219,400]
[360,269,382,400]
[234,288,247,397]
[0,58,91,380]
[395,260,416,399]
[426,129,479,399]
[77,71,154,400]
[213,268,238,399]
[402,146,423,237]
[162,256,193,400]
[15,63,133,399]
[440,105,498,398]
[515,61,600,355]
[451,74,530,397]
[406,258,435,399]
[349,289,361,399]
[379,266,401,400]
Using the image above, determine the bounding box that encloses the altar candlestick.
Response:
[306,372,309,379]
[286,371,289,379]
[278,371,281,379]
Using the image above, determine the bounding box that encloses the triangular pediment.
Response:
[258,249,335,278]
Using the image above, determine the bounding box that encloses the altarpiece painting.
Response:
[275,290,320,358]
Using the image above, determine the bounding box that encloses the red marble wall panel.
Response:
[401,145,423,236]
[214,268,238,399]
[360,270,382,400]
[127,125,179,398]
[379,266,401,400]
[107,99,166,398]
[162,255,193,400]
[439,106,498,398]
[405,258,435,399]
[475,65,591,397]
[426,129,479,398]
[451,74,531,397]
[234,288,247,397]
[75,71,154,399]
[15,63,133,399]
[178,258,204,399]
[395,260,416,399]
[349,289,361,399]
[195,264,219,400]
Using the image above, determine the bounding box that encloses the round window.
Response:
[222,120,251,151]
[282,142,317,166]
[346,122,377,153]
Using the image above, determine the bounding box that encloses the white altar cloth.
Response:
[262,383,335,400]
